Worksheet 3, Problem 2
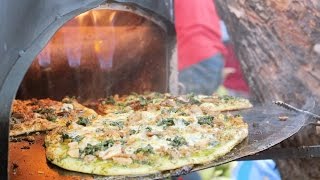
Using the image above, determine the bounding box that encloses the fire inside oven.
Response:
[17,9,168,102]
[8,4,174,179]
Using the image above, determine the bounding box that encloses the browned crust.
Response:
[10,98,97,137]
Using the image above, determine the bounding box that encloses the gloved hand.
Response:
[179,54,224,95]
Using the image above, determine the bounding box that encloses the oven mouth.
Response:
[16,2,173,103]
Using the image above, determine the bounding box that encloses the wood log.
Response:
[215,0,320,179]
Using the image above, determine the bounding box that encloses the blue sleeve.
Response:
[179,54,224,95]
[232,160,281,180]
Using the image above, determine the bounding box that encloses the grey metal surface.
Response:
[113,0,174,23]
[274,100,320,120]
[0,1,103,178]
[8,104,308,179]
[0,0,174,178]
[239,145,320,160]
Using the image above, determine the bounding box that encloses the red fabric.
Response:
[175,0,225,71]
[223,43,249,92]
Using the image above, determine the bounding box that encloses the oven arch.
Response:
[0,0,174,177]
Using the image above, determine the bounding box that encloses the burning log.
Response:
[216,0,320,179]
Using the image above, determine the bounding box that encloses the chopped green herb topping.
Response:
[81,140,114,155]
[179,112,188,116]
[109,121,124,129]
[153,92,165,98]
[134,144,154,154]
[34,108,57,121]
[115,102,125,107]
[61,133,70,141]
[101,139,115,149]
[157,118,175,127]
[114,109,127,114]
[33,108,55,114]
[46,114,57,122]
[176,99,187,105]
[145,127,152,132]
[160,109,167,114]
[82,144,100,155]
[61,134,84,142]
[139,96,148,106]
[129,129,137,135]
[187,93,201,105]
[76,117,90,126]
[95,128,104,133]
[101,96,115,105]
[224,115,232,121]
[120,139,127,145]
[197,115,214,125]
[168,107,179,113]
[220,95,235,101]
[161,108,179,114]
[73,135,84,142]
[181,119,190,126]
[169,136,188,147]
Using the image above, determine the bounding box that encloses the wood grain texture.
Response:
[215,0,320,179]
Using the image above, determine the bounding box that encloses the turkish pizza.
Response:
[44,92,251,176]
[10,97,97,136]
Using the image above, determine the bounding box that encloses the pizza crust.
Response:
[10,118,59,136]
[200,101,253,112]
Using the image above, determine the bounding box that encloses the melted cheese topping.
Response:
[46,92,250,167]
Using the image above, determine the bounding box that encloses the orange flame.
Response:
[76,11,90,25]
[109,11,117,23]
[94,40,103,53]
[91,10,100,25]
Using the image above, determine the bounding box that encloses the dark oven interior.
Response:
[0,0,175,178]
